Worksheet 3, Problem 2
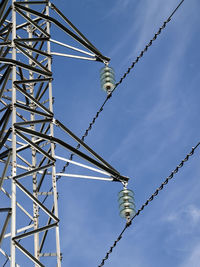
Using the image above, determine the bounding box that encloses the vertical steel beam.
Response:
[0,1,111,266]
[46,3,61,266]
[11,0,17,266]
[24,0,40,263]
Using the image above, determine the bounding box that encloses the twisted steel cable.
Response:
[2,1,186,266]
[4,1,185,265]
[98,142,200,266]
[37,0,186,241]
[57,0,185,179]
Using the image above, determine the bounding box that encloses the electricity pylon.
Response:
[0,1,128,266]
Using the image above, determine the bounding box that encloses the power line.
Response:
[57,0,185,178]
[7,0,186,264]
[98,142,200,267]
[20,0,186,248]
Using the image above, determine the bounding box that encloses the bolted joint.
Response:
[112,175,129,183]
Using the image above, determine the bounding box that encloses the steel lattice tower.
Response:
[0,1,128,266]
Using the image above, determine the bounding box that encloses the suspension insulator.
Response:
[100,66,115,93]
[118,188,136,220]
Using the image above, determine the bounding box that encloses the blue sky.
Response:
[49,0,200,266]
[1,0,200,266]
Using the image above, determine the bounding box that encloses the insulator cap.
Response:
[118,188,136,220]
[100,66,115,93]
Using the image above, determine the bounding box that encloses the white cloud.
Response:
[111,0,175,65]
[109,5,194,165]
[104,0,133,16]
[188,205,200,224]
[163,204,200,236]
[117,0,132,9]
[180,243,200,267]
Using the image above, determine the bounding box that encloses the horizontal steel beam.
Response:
[15,3,110,63]
[55,155,110,176]
[55,119,119,173]
[13,223,58,241]
[15,118,52,126]
[56,173,113,182]
[15,37,49,42]
[14,125,129,182]
[51,52,96,61]
[4,224,34,239]
[50,2,110,62]
[14,77,52,84]
[39,253,57,257]
[15,40,51,58]
[0,41,11,46]
[0,57,52,76]
[15,1,48,4]
[13,163,54,180]
[50,38,95,57]
[15,102,53,118]
[0,208,11,213]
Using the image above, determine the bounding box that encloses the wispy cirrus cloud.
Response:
[108,0,174,62]
[164,205,200,230]
[109,8,195,166]
[179,243,200,267]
